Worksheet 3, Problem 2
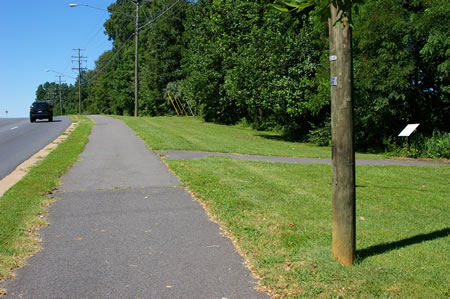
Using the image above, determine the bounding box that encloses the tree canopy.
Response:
[35,0,449,152]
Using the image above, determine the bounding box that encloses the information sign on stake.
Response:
[398,123,419,152]
[398,124,420,137]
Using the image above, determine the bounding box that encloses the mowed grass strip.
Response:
[117,116,385,160]
[0,116,93,282]
[167,157,450,297]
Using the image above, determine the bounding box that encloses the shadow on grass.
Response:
[256,134,290,141]
[255,134,311,143]
[357,227,450,262]
[256,134,392,155]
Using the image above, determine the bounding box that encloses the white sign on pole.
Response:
[398,124,420,137]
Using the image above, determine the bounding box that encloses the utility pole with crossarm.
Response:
[72,48,87,115]
[56,75,66,115]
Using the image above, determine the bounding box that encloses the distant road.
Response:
[0,117,71,180]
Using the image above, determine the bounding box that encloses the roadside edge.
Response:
[0,121,77,197]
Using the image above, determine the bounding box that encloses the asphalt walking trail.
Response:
[155,151,449,166]
[2,115,269,298]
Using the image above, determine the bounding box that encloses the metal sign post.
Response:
[398,124,420,152]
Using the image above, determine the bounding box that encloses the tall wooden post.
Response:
[329,3,356,266]
[134,0,139,117]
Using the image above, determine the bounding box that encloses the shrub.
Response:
[421,130,450,159]
[307,120,331,146]
[393,130,450,159]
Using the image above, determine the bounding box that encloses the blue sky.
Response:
[0,0,116,118]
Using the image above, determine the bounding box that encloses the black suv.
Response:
[30,101,53,122]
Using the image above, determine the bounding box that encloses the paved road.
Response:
[1,115,268,298]
[0,117,71,180]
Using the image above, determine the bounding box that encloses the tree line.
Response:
[36,0,449,152]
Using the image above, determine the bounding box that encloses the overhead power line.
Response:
[140,0,188,34]
[82,0,188,85]
[56,75,66,115]
[137,0,183,31]
[72,48,87,114]
[81,33,135,85]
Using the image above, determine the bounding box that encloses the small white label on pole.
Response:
[398,124,420,137]
[330,77,337,86]
[329,55,337,61]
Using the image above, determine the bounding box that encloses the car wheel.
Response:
[30,118,35,123]
[49,117,53,122]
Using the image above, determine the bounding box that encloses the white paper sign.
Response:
[330,77,337,86]
[398,124,420,137]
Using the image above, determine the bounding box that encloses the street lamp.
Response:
[69,3,136,18]
[70,2,140,117]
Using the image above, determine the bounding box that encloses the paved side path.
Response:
[155,150,450,166]
[2,116,268,298]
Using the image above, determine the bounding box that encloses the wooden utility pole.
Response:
[329,3,356,266]
[56,75,65,115]
[134,0,139,117]
[72,48,87,115]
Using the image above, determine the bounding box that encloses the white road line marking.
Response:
[10,126,18,130]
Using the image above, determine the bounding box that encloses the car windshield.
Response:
[33,102,48,109]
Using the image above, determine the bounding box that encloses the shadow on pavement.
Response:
[34,120,62,123]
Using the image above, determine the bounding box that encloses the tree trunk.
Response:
[329,3,356,266]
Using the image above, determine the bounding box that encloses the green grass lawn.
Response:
[117,116,385,160]
[116,115,448,297]
[167,157,449,297]
[0,116,93,283]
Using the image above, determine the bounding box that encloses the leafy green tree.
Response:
[36,0,448,156]
[182,0,325,130]
[35,81,78,115]
[87,50,115,114]
[103,0,154,115]
[35,84,47,102]
[182,0,243,123]
[352,0,450,149]
[139,0,188,116]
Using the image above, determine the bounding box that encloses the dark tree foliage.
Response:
[352,0,450,149]
[102,0,188,116]
[35,0,449,151]
[139,0,188,116]
[35,82,78,115]
[181,0,239,123]
[105,0,139,46]
[182,0,325,132]
[84,50,115,114]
